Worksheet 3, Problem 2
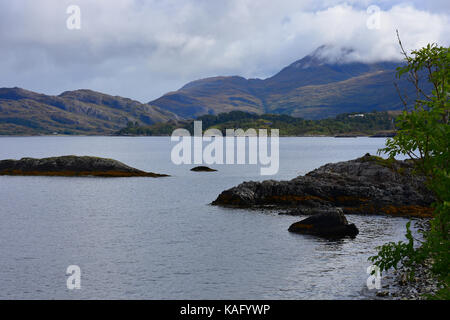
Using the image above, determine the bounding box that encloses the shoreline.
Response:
[0,134,392,138]
[368,220,442,300]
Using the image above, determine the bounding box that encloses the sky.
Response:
[0,0,448,102]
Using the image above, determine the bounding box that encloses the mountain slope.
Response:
[0,88,180,135]
[150,76,265,118]
[265,69,404,118]
[117,110,398,137]
[0,46,420,135]
[149,46,411,119]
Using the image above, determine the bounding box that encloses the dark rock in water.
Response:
[288,209,359,238]
[0,155,169,177]
[190,166,217,172]
[212,154,435,218]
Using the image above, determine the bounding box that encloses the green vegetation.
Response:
[121,121,180,136]
[0,88,177,135]
[369,40,449,299]
[117,110,397,136]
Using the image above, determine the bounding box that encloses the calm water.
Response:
[0,136,411,299]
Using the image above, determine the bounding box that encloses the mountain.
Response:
[0,88,180,135]
[150,46,412,119]
[0,45,419,135]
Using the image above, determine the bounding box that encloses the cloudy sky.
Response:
[0,0,448,102]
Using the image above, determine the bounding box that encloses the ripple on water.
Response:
[0,136,412,299]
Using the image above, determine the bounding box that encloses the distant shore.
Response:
[0,133,395,138]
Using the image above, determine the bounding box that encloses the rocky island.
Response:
[212,154,435,218]
[0,155,168,177]
[190,166,217,172]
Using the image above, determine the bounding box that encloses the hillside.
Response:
[149,46,413,119]
[0,46,418,135]
[117,110,398,137]
[0,88,180,135]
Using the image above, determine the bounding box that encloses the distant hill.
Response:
[117,110,398,137]
[0,88,180,135]
[149,45,414,119]
[0,45,420,135]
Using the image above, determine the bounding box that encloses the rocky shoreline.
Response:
[380,261,443,300]
[371,219,443,300]
[212,153,435,218]
[212,154,440,298]
[0,155,168,177]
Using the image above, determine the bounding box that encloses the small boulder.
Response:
[190,166,217,172]
[288,209,359,238]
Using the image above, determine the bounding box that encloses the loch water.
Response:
[0,136,410,299]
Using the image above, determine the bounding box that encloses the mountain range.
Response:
[0,45,414,135]
[149,46,410,119]
[0,87,180,135]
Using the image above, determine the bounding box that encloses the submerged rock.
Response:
[212,154,435,218]
[288,209,359,238]
[0,155,169,177]
[190,166,217,172]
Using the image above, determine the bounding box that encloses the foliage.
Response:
[117,110,397,136]
[369,221,422,278]
[369,38,449,299]
[117,122,178,136]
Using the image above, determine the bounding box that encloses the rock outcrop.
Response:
[190,166,217,172]
[212,154,435,218]
[0,156,168,177]
[288,209,359,238]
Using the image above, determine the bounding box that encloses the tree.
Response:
[369,33,449,299]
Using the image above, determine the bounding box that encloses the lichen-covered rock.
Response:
[288,209,359,238]
[212,154,435,218]
[0,155,168,177]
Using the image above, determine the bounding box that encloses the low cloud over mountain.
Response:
[0,1,448,102]
[149,45,418,119]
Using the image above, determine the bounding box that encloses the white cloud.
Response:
[0,0,448,102]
